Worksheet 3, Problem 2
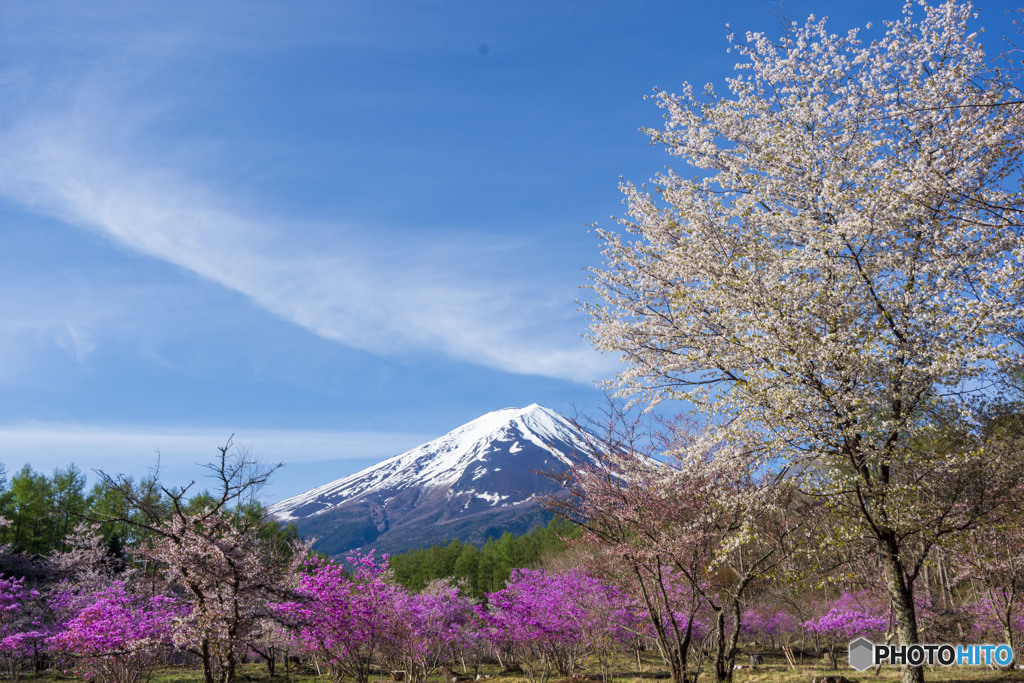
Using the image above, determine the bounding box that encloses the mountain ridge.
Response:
[269,404,593,556]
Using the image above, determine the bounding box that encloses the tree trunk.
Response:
[265,649,276,678]
[1003,623,1016,670]
[202,640,216,683]
[713,609,728,683]
[724,598,743,682]
[882,544,924,683]
[634,563,689,683]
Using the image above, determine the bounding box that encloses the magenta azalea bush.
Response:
[480,568,634,683]
[0,574,45,680]
[803,591,887,641]
[391,580,480,683]
[274,552,404,683]
[803,591,887,669]
[48,582,185,683]
[741,604,799,648]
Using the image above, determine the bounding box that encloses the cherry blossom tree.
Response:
[954,509,1024,666]
[588,5,1024,682]
[540,412,709,683]
[543,410,809,683]
[97,438,307,683]
[49,523,130,594]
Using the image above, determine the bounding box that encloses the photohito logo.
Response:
[848,638,1013,670]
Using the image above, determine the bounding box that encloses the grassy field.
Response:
[13,652,1024,683]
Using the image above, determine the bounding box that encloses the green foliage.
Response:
[389,516,579,598]
[0,464,90,555]
[0,461,297,567]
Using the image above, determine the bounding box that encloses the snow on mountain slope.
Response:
[267,404,594,555]
[269,403,590,521]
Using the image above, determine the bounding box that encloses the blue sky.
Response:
[0,0,1017,503]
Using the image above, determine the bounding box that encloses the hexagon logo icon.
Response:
[848,637,874,671]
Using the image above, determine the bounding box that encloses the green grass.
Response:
[12,653,1024,683]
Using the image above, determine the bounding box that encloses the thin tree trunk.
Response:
[882,543,924,683]
[202,640,216,683]
[713,609,728,683]
[724,598,743,682]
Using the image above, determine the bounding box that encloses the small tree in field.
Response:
[541,413,708,683]
[588,4,1024,682]
[98,439,306,683]
[543,411,809,683]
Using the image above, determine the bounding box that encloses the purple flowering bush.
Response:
[47,582,185,683]
[0,574,45,682]
[480,568,634,683]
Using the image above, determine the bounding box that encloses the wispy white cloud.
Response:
[0,23,612,384]
[53,322,97,363]
[0,276,132,382]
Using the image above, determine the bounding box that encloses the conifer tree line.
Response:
[0,462,134,559]
[0,461,297,563]
[389,518,580,598]
[0,462,91,557]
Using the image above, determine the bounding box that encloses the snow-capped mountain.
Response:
[269,404,594,556]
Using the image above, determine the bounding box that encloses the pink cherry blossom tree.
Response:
[954,509,1024,666]
[540,411,711,683]
[587,5,1024,683]
[48,522,128,592]
[543,409,810,683]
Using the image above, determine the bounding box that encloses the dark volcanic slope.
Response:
[268,404,594,556]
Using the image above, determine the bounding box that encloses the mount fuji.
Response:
[268,404,595,556]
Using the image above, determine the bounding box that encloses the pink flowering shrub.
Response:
[803,592,887,668]
[277,554,489,683]
[390,580,480,683]
[0,574,45,682]
[275,552,404,683]
[480,568,634,683]
[48,582,185,683]
[803,591,887,640]
[740,604,799,649]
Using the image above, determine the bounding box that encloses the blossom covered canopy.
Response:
[589,1,1024,460]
